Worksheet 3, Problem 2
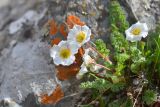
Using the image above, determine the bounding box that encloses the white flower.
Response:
[76,49,94,79]
[67,25,91,47]
[89,64,101,72]
[82,49,94,65]
[125,21,148,42]
[50,40,79,66]
[76,63,88,79]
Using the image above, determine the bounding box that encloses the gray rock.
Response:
[0,31,9,51]
[122,0,160,30]
[0,37,55,101]
[1,0,151,106]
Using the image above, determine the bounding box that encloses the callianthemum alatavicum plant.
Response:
[80,0,160,107]
[41,2,160,106]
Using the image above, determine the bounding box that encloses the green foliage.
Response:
[109,25,130,75]
[108,99,123,107]
[122,98,133,107]
[79,0,160,106]
[95,39,110,56]
[130,46,146,73]
[80,78,125,92]
[145,26,160,79]
[110,25,129,52]
[142,90,157,105]
[108,98,133,107]
[115,53,130,75]
[80,78,112,91]
[108,0,129,33]
[108,0,130,75]
[115,53,130,63]
[110,82,125,92]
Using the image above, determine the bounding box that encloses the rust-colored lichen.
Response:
[66,15,85,29]
[49,19,58,35]
[51,37,61,45]
[40,85,64,105]
[59,23,68,38]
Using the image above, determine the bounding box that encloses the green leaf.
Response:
[121,98,133,107]
[95,39,110,56]
[108,0,129,33]
[142,90,157,105]
[108,98,124,107]
[110,82,125,92]
[115,62,126,76]
[115,53,130,63]
[80,78,112,91]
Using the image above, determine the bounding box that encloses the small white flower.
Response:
[89,64,101,72]
[67,25,91,47]
[82,49,94,65]
[125,21,148,42]
[76,49,94,79]
[76,63,88,79]
[50,40,79,66]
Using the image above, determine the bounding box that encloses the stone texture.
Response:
[0,0,110,106]
[0,0,158,106]
[122,0,160,30]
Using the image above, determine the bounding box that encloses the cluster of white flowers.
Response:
[125,21,148,42]
[50,25,91,66]
[50,21,149,79]
[76,48,101,79]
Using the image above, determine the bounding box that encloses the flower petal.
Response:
[80,63,88,74]
[141,31,148,38]
[69,41,79,54]
[50,45,59,58]
[62,55,75,66]
[54,56,63,66]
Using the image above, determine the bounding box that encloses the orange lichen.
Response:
[41,85,64,105]
[49,19,58,35]
[51,37,61,45]
[66,15,85,29]
[56,48,84,80]
[59,23,68,38]
[47,16,86,80]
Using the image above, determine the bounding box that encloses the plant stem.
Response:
[133,84,144,107]
[91,62,111,71]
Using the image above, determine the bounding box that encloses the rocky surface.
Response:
[122,0,160,30]
[0,0,110,106]
[0,0,159,107]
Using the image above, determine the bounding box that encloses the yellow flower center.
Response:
[131,28,141,36]
[59,48,71,59]
[76,31,86,43]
